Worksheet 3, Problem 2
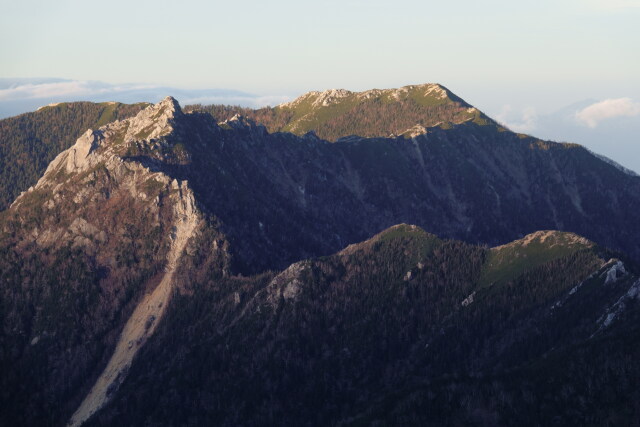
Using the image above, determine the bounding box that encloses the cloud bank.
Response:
[575,98,640,128]
[0,80,153,101]
[0,79,291,119]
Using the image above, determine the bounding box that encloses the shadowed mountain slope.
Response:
[1,96,640,426]
[164,103,640,272]
[89,226,640,426]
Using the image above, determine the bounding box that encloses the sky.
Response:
[1,0,639,170]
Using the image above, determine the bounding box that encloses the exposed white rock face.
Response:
[424,84,448,99]
[123,95,181,142]
[220,113,256,130]
[10,97,182,210]
[66,129,102,172]
[402,124,428,138]
[603,260,627,284]
[277,91,321,108]
[266,261,308,305]
[312,88,352,107]
[278,83,453,110]
[597,278,640,329]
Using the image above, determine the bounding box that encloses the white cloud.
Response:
[575,98,640,128]
[0,81,89,101]
[0,80,156,101]
[496,105,538,133]
[0,79,292,117]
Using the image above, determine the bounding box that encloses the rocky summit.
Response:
[1,88,640,426]
[188,83,493,141]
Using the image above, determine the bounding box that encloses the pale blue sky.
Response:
[2,0,638,100]
[1,0,639,170]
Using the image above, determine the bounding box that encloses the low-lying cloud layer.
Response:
[0,78,291,118]
[0,80,152,101]
[575,98,640,128]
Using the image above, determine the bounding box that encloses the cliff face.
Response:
[0,101,148,210]
[0,97,229,426]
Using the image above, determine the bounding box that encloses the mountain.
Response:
[4,200,638,425]
[1,92,640,426]
[188,83,495,141]
[0,101,148,210]
[0,98,219,426]
[0,84,475,213]
[158,97,640,270]
[89,226,640,426]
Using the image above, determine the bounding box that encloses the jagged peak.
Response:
[91,96,185,149]
[158,95,182,113]
[21,97,188,190]
[130,95,182,126]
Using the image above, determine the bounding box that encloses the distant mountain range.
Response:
[1,86,640,426]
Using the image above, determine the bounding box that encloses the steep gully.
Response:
[68,182,200,427]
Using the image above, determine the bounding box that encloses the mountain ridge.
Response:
[188,82,495,141]
[8,96,640,271]
[1,92,640,426]
[90,222,640,426]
